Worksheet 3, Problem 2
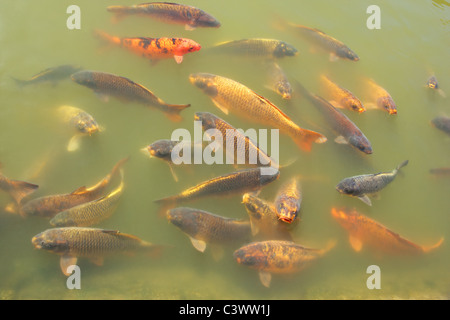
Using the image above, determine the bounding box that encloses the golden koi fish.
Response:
[189,73,327,152]
[32,227,161,275]
[49,178,124,227]
[71,70,190,122]
[234,240,335,287]
[364,78,397,115]
[58,105,102,152]
[320,75,365,112]
[21,157,128,218]
[274,177,301,223]
[242,193,293,241]
[331,207,444,255]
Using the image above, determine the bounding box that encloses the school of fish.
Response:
[2,1,447,295]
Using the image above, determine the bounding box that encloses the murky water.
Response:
[0,0,449,300]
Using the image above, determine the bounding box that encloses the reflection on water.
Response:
[0,0,449,300]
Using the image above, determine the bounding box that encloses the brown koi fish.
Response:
[71,70,190,122]
[32,227,161,275]
[107,2,220,30]
[234,240,335,287]
[331,207,444,255]
[274,177,302,223]
[189,73,327,152]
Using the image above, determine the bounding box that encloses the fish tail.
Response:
[154,196,178,217]
[161,103,191,122]
[106,6,136,23]
[322,239,337,254]
[11,76,27,88]
[396,160,409,171]
[422,237,444,253]
[291,127,327,152]
[8,180,39,204]
[93,29,121,46]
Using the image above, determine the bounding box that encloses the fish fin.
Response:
[11,77,27,88]
[363,102,378,110]
[334,136,348,144]
[422,237,444,253]
[258,270,272,288]
[168,163,179,182]
[211,99,229,115]
[4,202,18,215]
[250,221,260,236]
[174,55,184,64]
[154,196,178,217]
[328,100,344,109]
[95,92,110,103]
[291,127,327,152]
[89,257,104,266]
[162,104,191,122]
[71,186,88,195]
[111,13,127,24]
[322,239,338,254]
[358,195,372,206]
[60,255,78,276]
[437,89,446,98]
[67,134,83,152]
[189,236,207,252]
[185,24,196,31]
[7,180,39,204]
[211,246,224,261]
[349,235,363,252]
[93,29,120,46]
[329,53,339,62]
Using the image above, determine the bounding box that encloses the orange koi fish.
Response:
[331,207,444,255]
[94,30,201,64]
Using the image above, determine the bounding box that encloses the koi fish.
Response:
[20,157,128,218]
[336,160,408,206]
[331,207,444,255]
[242,193,293,241]
[71,70,190,122]
[426,75,446,97]
[274,177,301,223]
[234,240,335,287]
[166,207,251,256]
[12,64,82,87]
[141,139,191,182]
[288,23,359,61]
[320,75,365,112]
[211,38,298,59]
[265,62,292,99]
[49,178,124,227]
[431,115,450,135]
[107,2,220,30]
[296,80,372,154]
[0,172,39,206]
[155,167,280,209]
[94,30,201,64]
[58,105,103,152]
[194,112,277,168]
[189,73,327,152]
[364,78,397,115]
[32,227,161,276]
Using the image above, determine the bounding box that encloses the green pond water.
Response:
[0,0,449,300]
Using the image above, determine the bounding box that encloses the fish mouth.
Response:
[140,147,152,157]
[31,236,42,249]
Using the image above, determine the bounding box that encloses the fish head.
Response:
[178,39,202,54]
[427,76,438,89]
[233,244,267,269]
[194,112,218,131]
[71,70,96,89]
[335,178,358,196]
[189,73,219,97]
[330,207,359,230]
[145,139,178,160]
[31,229,70,254]
[275,199,300,223]
[166,207,200,237]
[195,13,221,28]
[275,81,292,100]
[348,135,373,154]
[74,113,99,135]
[377,96,397,115]
[337,47,359,61]
[342,96,365,113]
[273,41,298,58]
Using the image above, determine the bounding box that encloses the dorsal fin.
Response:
[71,186,87,195]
